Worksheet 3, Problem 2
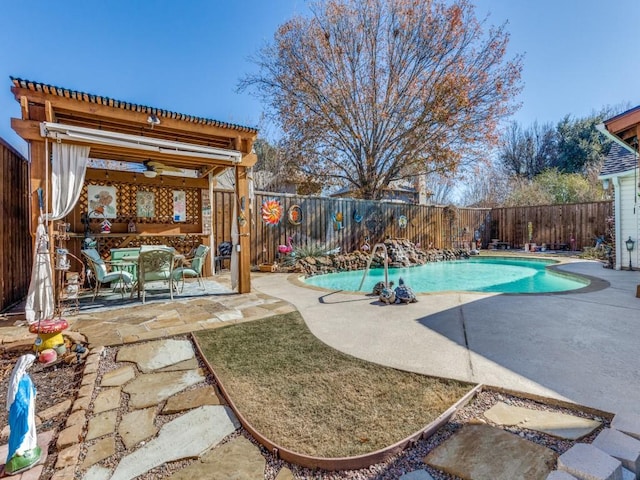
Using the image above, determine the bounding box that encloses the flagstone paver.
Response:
[484,402,602,440]
[86,410,118,441]
[424,424,557,480]
[274,467,295,480]
[100,365,136,386]
[546,472,578,479]
[37,399,72,422]
[122,369,206,408]
[83,464,112,480]
[166,435,264,479]
[108,405,240,480]
[592,429,640,474]
[116,338,195,372]
[558,443,622,480]
[162,385,221,413]
[118,407,158,449]
[157,357,199,372]
[92,387,121,414]
[81,436,116,470]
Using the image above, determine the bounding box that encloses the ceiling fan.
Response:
[142,160,183,178]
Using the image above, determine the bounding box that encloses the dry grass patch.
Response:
[194,312,473,458]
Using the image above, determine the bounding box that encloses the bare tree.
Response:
[499,121,556,179]
[240,0,523,199]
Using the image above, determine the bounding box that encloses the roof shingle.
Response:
[600,142,638,176]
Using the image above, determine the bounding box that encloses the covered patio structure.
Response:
[11,77,258,308]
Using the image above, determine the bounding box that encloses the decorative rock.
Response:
[118,408,158,449]
[612,412,640,441]
[166,435,264,480]
[39,348,57,364]
[56,422,84,450]
[116,339,195,373]
[484,402,602,440]
[92,387,121,414]
[424,424,557,480]
[122,369,206,409]
[100,365,136,387]
[592,428,640,474]
[558,443,622,480]
[162,385,221,414]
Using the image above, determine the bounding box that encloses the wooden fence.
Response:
[490,201,614,251]
[213,191,613,265]
[0,139,31,313]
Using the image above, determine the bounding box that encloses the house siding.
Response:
[618,173,640,269]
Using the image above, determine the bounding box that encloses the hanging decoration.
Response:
[288,205,302,225]
[365,206,385,235]
[353,209,363,223]
[261,199,283,226]
[398,215,408,229]
[332,211,343,231]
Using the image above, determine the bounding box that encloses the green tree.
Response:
[505,169,604,206]
[240,0,523,200]
[554,112,613,173]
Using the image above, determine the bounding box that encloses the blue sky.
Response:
[1,0,639,157]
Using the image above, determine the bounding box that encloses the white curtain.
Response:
[48,143,89,219]
[25,143,89,324]
[24,222,55,323]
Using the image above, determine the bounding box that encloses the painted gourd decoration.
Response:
[261,199,283,226]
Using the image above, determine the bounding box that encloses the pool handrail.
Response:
[358,243,389,291]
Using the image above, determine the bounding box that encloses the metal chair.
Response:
[214,241,232,272]
[81,248,133,301]
[136,246,176,304]
[173,245,210,292]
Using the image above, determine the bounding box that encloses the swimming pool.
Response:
[302,257,589,294]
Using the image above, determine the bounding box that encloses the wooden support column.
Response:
[235,165,251,293]
[29,140,47,237]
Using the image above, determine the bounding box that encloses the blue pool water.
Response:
[302,257,588,294]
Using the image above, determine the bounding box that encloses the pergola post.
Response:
[236,166,251,293]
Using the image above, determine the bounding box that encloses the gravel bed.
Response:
[76,338,609,480]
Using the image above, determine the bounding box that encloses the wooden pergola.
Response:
[11,77,257,293]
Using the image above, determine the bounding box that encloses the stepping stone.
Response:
[547,472,578,479]
[424,424,557,480]
[558,443,622,480]
[612,413,640,441]
[92,387,121,414]
[400,470,435,480]
[592,429,640,474]
[162,385,221,414]
[86,410,118,441]
[109,405,240,480]
[116,339,195,373]
[158,358,199,372]
[81,436,116,470]
[484,402,601,440]
[119,407,158,449]
[167,435,264,479]
[101,365,136,386]
[122,369,205,409]
[275,468,294,480]
[83,464,112,480]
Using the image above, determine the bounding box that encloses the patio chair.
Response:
[136,246,176,304]
[173,245,210,292]
[214,241,232,272]
[81,248,133,301]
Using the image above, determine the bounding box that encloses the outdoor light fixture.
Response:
[625,236,635,270]
[602,178,610,190]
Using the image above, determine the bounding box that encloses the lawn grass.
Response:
[194,311,474,458]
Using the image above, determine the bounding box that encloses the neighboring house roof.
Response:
[10,77,258,134]
[600,142,638,177]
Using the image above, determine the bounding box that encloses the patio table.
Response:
[122,251,185,299]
